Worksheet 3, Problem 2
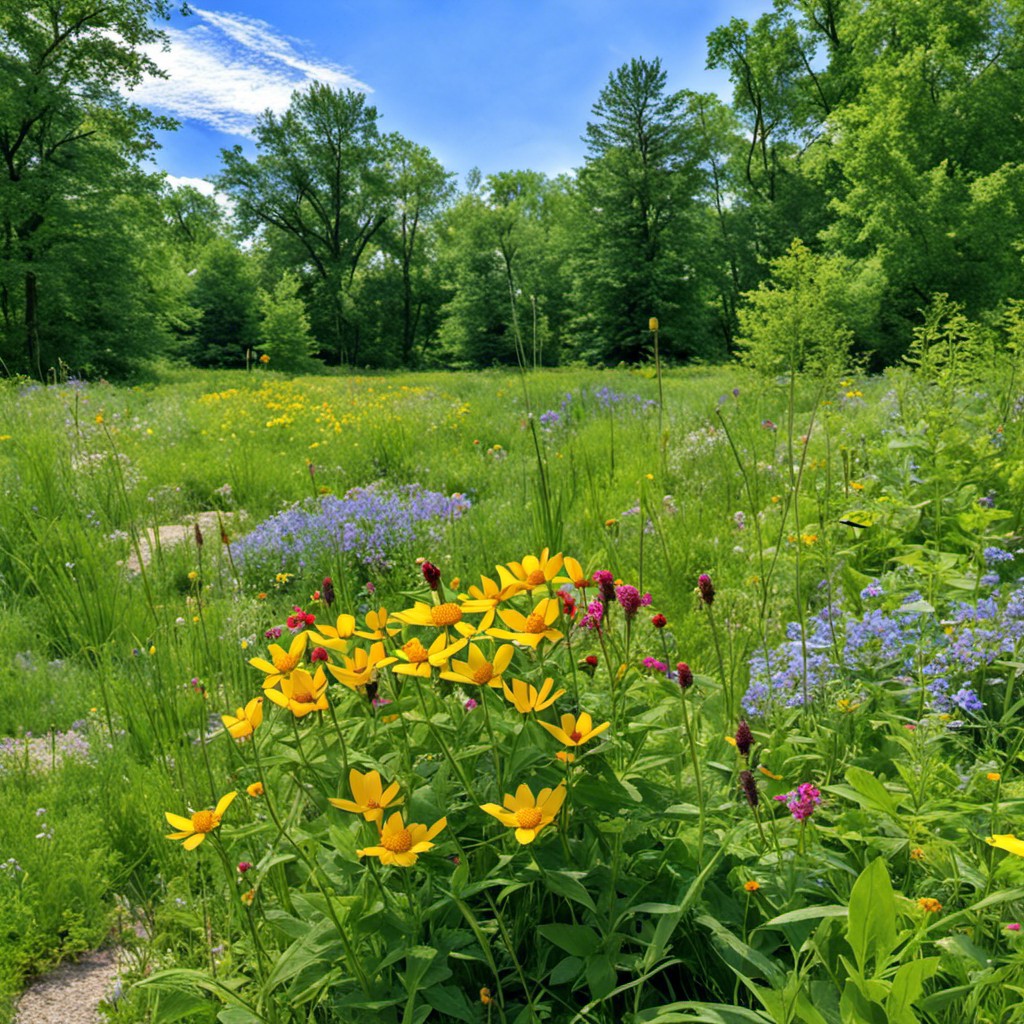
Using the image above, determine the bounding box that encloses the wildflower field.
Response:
[4,361,1024,1024]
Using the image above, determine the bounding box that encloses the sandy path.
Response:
[14,949,120,1024]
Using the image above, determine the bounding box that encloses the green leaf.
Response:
[637,1001,773,1023]
[550,955,584,985]
[846,858,898,976]
[540,870,597,912]
[886,957,939,1024]
[217,1010,263,1024]
[756,905,848,930]
[537,923,601,957]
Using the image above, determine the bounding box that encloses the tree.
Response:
[257,271,318,373]
[569,58,709,363]
[187,238,260,368]
[0,0,182,376]
[216,84,393,364]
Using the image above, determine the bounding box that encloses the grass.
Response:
[2,360,1024,1023]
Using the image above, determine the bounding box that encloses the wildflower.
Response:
[910,848,925,861]
[615,584,643,619]
[355,606,400,641]
[464,698,478,711]
[480,782,566,844]
[651,613,667,628]
[441,642,515,688]
[265,666,329,716]
[313,613,357,651]
[394,600,472,636]
[984,546,1015,564]
[246,781,264,798]
[761,419,776,431]
[310,646,329,663]
[987,834,1024,857]
[555,750,575,764]
[187,570,199,581]
[917,897,942,914]
[165,792,237,851]
[677,662,694,689]
[237,861,252,873]
[850,481,865,491]
[538,711,610,749]
[743,880,760,893]
[592,570,616,603]
[421,561,442,590]
[558,557,592,590]
[194,523,203,548]
[1007,923,1021,932]
[739,770,759,808]
[329,769,402,823]
[327,642,395,691]
[264,627,282,640]
[221,697,264,740]
[499,548,564,591]
[584,655,598,668]
[987,772,1002,782]
[249,633,309,690]
[642,656,669,674]
[774,782,821,821]
[489,596,564,648]
[480,987,493,1006]
[322,577,335,606]
[579,600,604,630]
[357,811,446,867]
[697,574,715,605]
[735,721,753,758]
[286,606,316,632]
[502,677,565,713]
[259,353,270,364]
[392,633,467,678]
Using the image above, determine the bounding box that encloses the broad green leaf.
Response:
[846,858,898,976]
[756,905,848,930]
[538,923,601,957]
[540,869,597,912]
[886,957,939,1024]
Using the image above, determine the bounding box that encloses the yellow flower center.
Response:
[471,662,494,684]
[430,603,463,626]
[381,828,413,853]
[272,652,300,673]
[191,810,216,833]
[524,613,547,633]
[403,639,430,663]
[526,569,547,586]
[515,807,543,829]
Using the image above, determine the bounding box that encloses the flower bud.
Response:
[651,613,667,628]
[421,561,442,591]
[322,577,335,606]
[677,662,693,689]
[739,769,759,808]
[697,573,715,605]
[648,317,659,332]
[735,720,753,757]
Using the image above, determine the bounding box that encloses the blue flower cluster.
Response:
[743,582,1024,720]
[234,483,471,578]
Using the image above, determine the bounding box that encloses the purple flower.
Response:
[642,657,668,674]
[860,581,883,600]
[580,601,604,630]
[264,627,283,640]
[616,585,642,618]
[464,698,478,711]
[984,547,1015,565]
[698,574,715,606]
[774,782,821,821]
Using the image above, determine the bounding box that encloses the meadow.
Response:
[2,359,1024,1024]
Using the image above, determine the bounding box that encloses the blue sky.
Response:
[132,1,774,194]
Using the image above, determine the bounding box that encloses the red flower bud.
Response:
[697,573,715,605]
[651,613,667,628]
[310,646,328,663]
[421,561,442,591]
[585,655,598,667]
[735,720,753,757]
[677,662,694,689]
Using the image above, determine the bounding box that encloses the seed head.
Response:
[697,573,715,605]
[677,662,693,690]
[735,720,753,758]
[322,577,335,606]
[739,769,759,808]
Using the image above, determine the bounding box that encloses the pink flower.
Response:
[1007,923,1021,932]
[774,782,822,821]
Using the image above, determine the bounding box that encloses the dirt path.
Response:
[14,949,120,1024]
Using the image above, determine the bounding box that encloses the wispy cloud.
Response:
[130,8,370,136]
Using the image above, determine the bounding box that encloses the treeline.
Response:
[3,0,1024,378]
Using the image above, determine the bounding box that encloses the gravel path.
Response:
[14,949,120,1024]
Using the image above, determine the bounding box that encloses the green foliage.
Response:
[257,272,319,373]
[188,239,261,369]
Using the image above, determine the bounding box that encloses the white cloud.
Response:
[129,8,370,136]
[164,174,215,195]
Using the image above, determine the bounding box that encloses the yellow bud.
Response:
[648,317,659,331]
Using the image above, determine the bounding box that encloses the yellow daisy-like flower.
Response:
[743,880,760,892]
[480,782,566,844]
[312,613,356,653]
[460,574,527,607]
[357,811,447,867]
[987,834,1024,857]
[538,711,610,748]
[498,549,564,592]
[329,768,403,823]
[489,597,563,649]
[502,676,565,713]
[555,556,592,590]
[165,791,237,851]
[391,633,467,678]
[440,642,515,688]
[327,642,395,691]
[221,697,263,739]
[265,666,329,716]
[917,897,942,913]
[249,633,309,690]
[246,781,264,798]
[355,606,400,641]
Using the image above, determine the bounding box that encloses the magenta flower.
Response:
[774,783,822,821]
[616,584,642,618]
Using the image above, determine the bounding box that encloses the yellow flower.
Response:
[265,666,329,716]
[259,353,270,364]
[480,782,566,844]
[502,676,565,713]
[480,987,493,1006]
[758,766,783,781]
[910,847,925,861]
[392,633,467,678]
[247,781,264,798]
[275,572,293,585]
[94,413,104,424]
[355,606,401,640]
[326,641,395,690]
[489,596,563,648]
[241,888,256,904]
[440,642,515,688]
[744,880,760,892]
[313,613,357,652]
[538,711,610,748]
[458,575,527,629]
[221,697,264,739]
[556,556,592,590]
[393,600,477,638]
[249,633,309,690]
[329,768,403,823]
[165,791,237,851]
[987,772,1002,782]
[987,834,1024,857]
[187,570,199,581]
[849,481,865,491]
[555,751,576,764]
[357,811,446,867]
[917,897,942,913]
[497,548,564,592]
